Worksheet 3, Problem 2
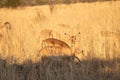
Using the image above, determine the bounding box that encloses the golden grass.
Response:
[0,1,120,80]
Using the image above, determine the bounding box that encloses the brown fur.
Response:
[39,46,72,57]
[42,38,70,48]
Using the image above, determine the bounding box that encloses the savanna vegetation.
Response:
[0,0,120,80]
[0,0,118,8]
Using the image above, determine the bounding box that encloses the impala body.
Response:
[42,38,70,48]
[39,46,72,57]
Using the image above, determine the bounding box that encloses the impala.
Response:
[40,31,81,62]
[0,22,11,54]
[4,22,11,30]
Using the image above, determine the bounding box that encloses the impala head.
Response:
[65,32,80,45]
[4,22,11,30]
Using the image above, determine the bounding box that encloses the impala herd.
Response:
[0,22,81,62]
[0,22,120,62]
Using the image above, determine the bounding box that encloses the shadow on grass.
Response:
[76,0,117,3]
[35,0,118,7]
[37,0,118,5]
[0,0,118,8]
[0,55,120,80]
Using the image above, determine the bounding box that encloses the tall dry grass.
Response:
[0,1,120,80]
